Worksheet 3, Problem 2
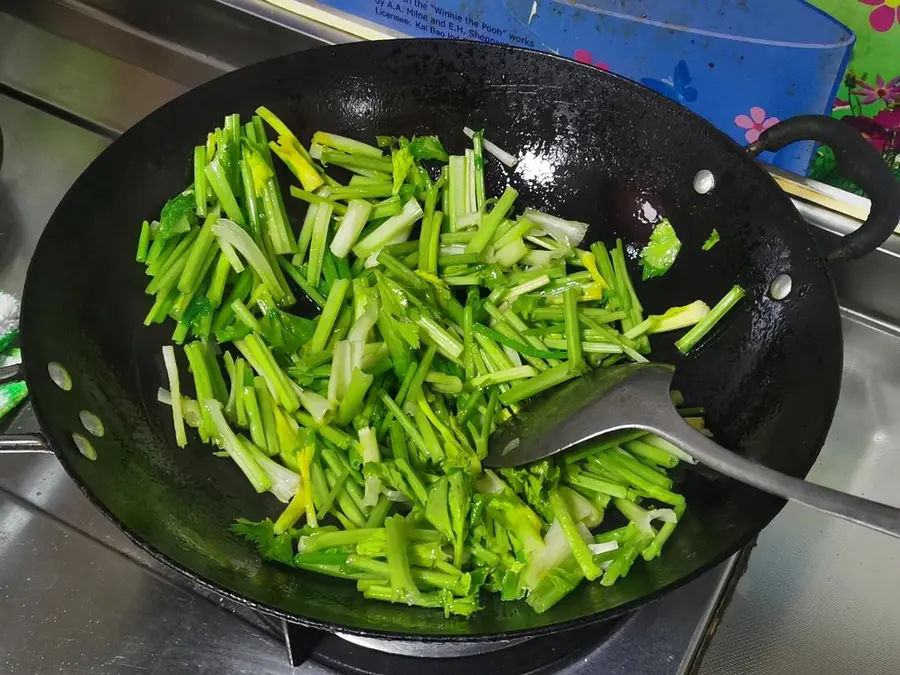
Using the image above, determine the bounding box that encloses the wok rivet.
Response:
[693,170,715,194]
[72,433,97,461]
[79,410,105,438]
[770,274,792,300]
[48,362,72,391]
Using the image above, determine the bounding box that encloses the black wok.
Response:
[2,40,898,641]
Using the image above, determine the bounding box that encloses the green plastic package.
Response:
[0,290,27,420]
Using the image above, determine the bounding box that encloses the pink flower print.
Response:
[833,97,851,110]
[734,107,780,143]
[852,74,900,105]
[841,115,891,152]
[860,0,900,33]
[574,49,610,71]
[874,107,900,131]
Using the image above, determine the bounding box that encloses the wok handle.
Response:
[0,434,51,454]
[0,363,47,453]
[746,115,900,263]
[649,408,900,539]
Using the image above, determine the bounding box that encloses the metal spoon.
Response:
[485,362,900,538]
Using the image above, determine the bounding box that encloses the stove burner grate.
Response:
[281,620,622,674]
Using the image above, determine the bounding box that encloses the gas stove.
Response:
[0,89,740,669]
[4,5,900,675]
[0,14,745,672]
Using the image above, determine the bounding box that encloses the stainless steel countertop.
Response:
[0,82,107,297]
[700,311,900,675]
[2,3,900,674]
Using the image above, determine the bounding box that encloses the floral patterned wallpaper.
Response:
[808,0,900,190]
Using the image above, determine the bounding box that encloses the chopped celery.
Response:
[702,229,720,251]
[640,218,681,280]
[331,200,373,258]
[142,118,720,619]
[675,285,745,354]
[353,199,424,259]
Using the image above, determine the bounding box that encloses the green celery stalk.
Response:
[563,288,584,373]
[404,344,437,407]
[426,210,444,275]
[338,368,375,426]
[316,467,350,520]
[327,184,395,200]
[526,554,584,614]
[234,334,300,412]
[210,270,253,334]
[377,311,413,379]
[320,149,393,175]
[205,159,244,226]
[193,146,208,217]
[466,186,518,254]
[543,338,622,355]
[379,392,432,462]
[360,585,479,617]
[471,129,486,209]
[178,207,222,294]
[144,288,178,325]
[602,448,672,488]
[145,229,199,295]
[261,178,296,255]
[238,158,260,242]
[278,259,327,308]
[307,203,334,287]
[378,251,425,290]
[410,402,444,462]
[231,299,262,334]
[371,195,403,221]
[675,285,745,354]
[312,131,384,158]
[469,366,535,389]
[563,470,628,499]
[309,278,350,354]
[349,556,470,595]
[641,501,685,561]
[622,439,680,468]
[477,390,500,458]
[331,199,373,258]
[365,497,392,528]
[353,199,424,259]
[288,187,348,215]
[211,219,287,303]
[600,456,684,506]
[298,527,385,553]
[184,341,218,435]
[136,221,151,263]
[161,346,187,447]
[600,530,654,586]
[204,400,271,493]
[499,362,578,406]
[550,488,602,581]
[413,313,463,361]
[242,385,268,450]
[205,251,232,308]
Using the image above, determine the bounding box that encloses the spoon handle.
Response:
[650,411,900,539]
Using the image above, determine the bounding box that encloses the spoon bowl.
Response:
[486,363,900,538]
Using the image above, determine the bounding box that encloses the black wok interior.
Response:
[20,40,842,639]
